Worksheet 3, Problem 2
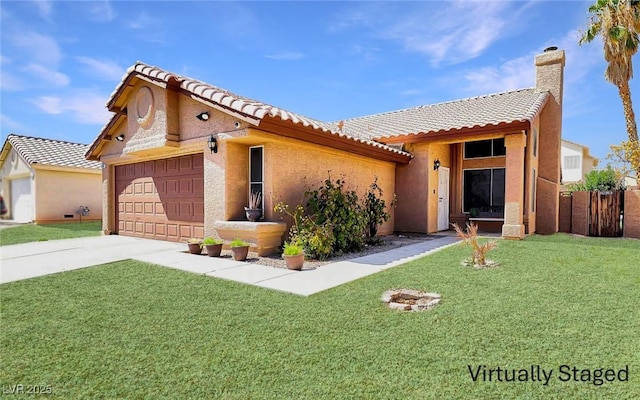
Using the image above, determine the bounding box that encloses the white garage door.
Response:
[11,177,33,223]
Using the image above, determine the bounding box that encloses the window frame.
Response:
[248,146,264,216]
[462,167,506,215]
[463,138,506,159]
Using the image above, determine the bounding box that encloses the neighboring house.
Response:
[86,48,565,246]
[0,134,103,223]
[561,139,598,184]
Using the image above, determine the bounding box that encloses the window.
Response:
[464,138,506,158]
[249,146,264,213]
[564,155,580,169]
[532,129,538,157]
[463,168,505,215]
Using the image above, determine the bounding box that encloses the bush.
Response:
[567,167,623,191]
[275,174,395,259]
[306,176,366,254]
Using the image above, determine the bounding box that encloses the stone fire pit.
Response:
[381,289,441,312]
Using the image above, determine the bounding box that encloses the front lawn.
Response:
[0,221,102,246]
[1,234,638,399]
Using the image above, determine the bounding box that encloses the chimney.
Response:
[534,47,566,235]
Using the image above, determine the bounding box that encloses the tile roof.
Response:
[4,134,102,170]
[340,88,550,140]
[100,62,410,159]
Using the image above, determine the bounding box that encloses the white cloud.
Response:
[10,31,62,66]
[75,56,126,81]
[23,63,70,87]
[0,70,24,91]
[127,12,158,30]
[464,55,535,95]
[265,51,305,61]
[87,0,116,22]
[0,114,27,132]
[31,91,110,124]
[32,0,53,20]
[383,1,511,65]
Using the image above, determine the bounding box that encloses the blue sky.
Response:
[1,0,638,163]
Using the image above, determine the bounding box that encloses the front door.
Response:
[437,167,450,231]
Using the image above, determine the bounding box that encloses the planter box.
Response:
[213,221,287,256]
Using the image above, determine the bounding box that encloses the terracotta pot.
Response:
[205,244,222,257]
[283,253,304,270]
[187,242,202,254]
[231,245,249,261]
[244,207,262,222]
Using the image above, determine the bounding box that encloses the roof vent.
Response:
[544,46,558,52]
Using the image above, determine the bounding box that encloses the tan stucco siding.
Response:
[222,131,396,236]
[34,168,102,223]
[395,143,429,233]
[179,96,244,143]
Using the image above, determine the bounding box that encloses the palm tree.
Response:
[580,0,639,175]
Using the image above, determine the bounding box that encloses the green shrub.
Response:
[274,202,334,260]
[275,174,396,259]
[306,176,366,254]
[363,177,396,243]
[567,167,623,191]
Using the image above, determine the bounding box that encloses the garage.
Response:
[115,154,204,242]
[10,177,33,223]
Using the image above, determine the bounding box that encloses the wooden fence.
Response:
[559,190,627,237]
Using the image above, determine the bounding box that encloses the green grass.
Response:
[0,221,102,246]
[1,233,638,399]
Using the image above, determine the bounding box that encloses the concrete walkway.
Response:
[1,235,460,296]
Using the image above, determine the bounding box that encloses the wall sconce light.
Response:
[115,133,125,142]
[196,111,210,121]
[207,134,218,154]
[433,159,441,170]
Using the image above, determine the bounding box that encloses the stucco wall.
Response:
[623,190,640,239]
[395,143,429,233]
[570,191,590,236]
[263,135,396,236]
[34,168,102,223]
[561,141,583,183]
[0,147,33,219]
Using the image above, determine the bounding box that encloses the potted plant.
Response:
[230,238,250,261]
[202,237,223,257]
[244,191,262,222]
[186,238,203,254]
[282,242,304,270]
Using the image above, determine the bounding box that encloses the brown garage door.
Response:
[115,154,204,242]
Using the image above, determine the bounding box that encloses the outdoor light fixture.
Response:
[196,111,210,121]
[208,134,218,154]
[115,133,125,142]
[433,159,441,170]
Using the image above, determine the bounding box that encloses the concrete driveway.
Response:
[0,235,183,284]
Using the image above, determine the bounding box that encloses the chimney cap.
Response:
[544,46,558,52]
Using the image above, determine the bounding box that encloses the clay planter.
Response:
[244,207,262,222]
[187,242,202,255]
[231,245,250,261]
[283,253,304,270]
[205,244,223,257]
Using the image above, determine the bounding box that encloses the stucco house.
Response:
[560,139,598,184]
[86,48,565,250]
[0,134,103,223]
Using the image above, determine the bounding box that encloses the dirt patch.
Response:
[381,288,441,311]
